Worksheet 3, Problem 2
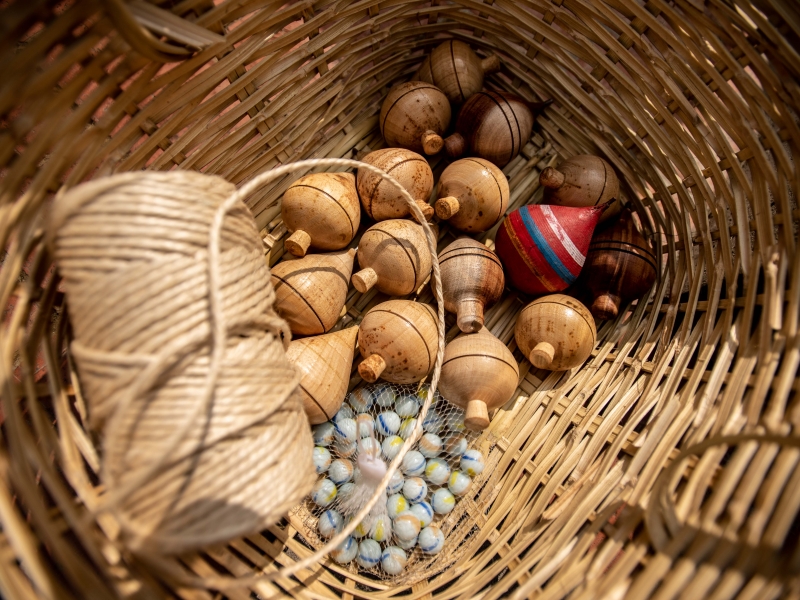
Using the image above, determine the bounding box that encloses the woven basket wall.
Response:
[2,0,800,598]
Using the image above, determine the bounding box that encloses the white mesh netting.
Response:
[297,383,485,580]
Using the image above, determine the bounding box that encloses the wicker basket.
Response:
[2,0,799,598]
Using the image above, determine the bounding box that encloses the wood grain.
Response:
[380,81,451,155]
[444,91,538,167]
[440,238,505,333]
[514,294,597,371]
[353,218,433,296]
[270,248,355,336]
[435,157,509,232]
[357,148,435,221]
[281,172,360,256]
[414,39,500,104]
[584,209,658,319]
[438,327,519,430]
[357,300,438,383]
[286,326,359,424]
[540,154,621,222]
[6,0,800,596]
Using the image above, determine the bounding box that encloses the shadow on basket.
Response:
[1,0,799,598]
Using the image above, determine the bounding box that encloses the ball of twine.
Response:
[47,170,316,555]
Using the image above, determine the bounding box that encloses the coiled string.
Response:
[49,171,315,554]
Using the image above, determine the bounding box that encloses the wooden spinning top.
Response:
[281,172,360,257]
[440,238,504,333]
[415,39,501,104]
[286,326,359,424]
[380,81,451,155]
[438,91,550,167]
[353,219,433,296]
[435,158,509,232]
[438,328,519,430]
[358,300,438,384]
[540,155,621,222]
[514,295,596,371]
[357,148,435,222]
[495,203,606,295]
[270,248,355,336]
[584,210,657,320]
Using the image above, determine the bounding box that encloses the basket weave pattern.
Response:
[1,0,799,598]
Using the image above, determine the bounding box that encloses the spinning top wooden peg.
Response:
[438,328,519,430]
[435,158,509,232]
[357,148,435,222]
[415,40,501,103]
[540,155,621,222]
[440,238,504,333]
[494,203,607,296]
[281,172,361,257]
[584,210,657,319]
[380,81,451,155]
[352,219,433,296]
[514,295,596,371]
[270,248,355,336]
[441,91,551,168]
[358,300,438,384]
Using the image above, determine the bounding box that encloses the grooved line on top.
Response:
[381,84,441,137]
[442,352,518,374]
[450,40,465,102]
[365,156,428,218]
[588,245,658,272]
[475,91,520,161]
[596,160,608,206]
[524,300,596,345]
[272,274,326,332]
[365,307,435,373]
[290,183,356,238]
[438,251,503,269]
[463,157,506,224]
[300,382,334,420]
[370,226,420,290]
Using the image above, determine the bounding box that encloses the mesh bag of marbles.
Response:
[300,383,485,579]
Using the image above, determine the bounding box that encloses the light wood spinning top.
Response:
[440,238,505,333]
[271,248,356,336]
[438,328,519,430]
[435,157,509,232]
[540,154,621,222]
[514,294,596,371]
[353,219,434,296]
[380,81,451,155]
[358,300,438,384]
[281,172,360,257]
[584,209,657,319]
[357,148,435,221]
[415,39,501,103]
[286,326,359,424]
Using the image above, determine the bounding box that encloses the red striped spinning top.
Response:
[495,203,607,295]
